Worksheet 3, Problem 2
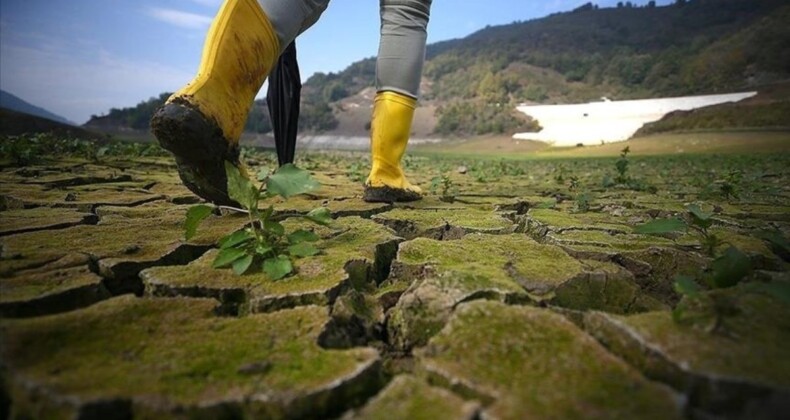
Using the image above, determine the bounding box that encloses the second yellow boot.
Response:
[150,0,279,206]
[363,91,423,203]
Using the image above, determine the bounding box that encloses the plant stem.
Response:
[218,206,250,214]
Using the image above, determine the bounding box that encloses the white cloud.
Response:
[187,0,222,7]
[0,37,194,124]
[148,8,212,29]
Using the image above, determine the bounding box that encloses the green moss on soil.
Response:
[270,194,391,218]
[0,207,97,235]
[1,212,247,274]
[1,265,101,303]
[141,217,399,310]
[711,228,774,257]
[1,296,379,416]
[347,375,479,419]
[94,202,184,220]
[373,207,513,239]
[585,291,790,391]
[546,230,679,251]
[397,234,583,290]
[0,183,163,209]
[552,260,666,314]
[527,208,631,233]
[416,301,680,419]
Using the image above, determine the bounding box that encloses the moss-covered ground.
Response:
[1,145,789,418]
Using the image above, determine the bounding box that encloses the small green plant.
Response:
[185,162,332,279]
[634,205,788,331]
[1,135,40,166]
[719,170,742,200]
[346,161,365,183]
[602,146,657,193]
[634,204,720,256]
[701,169,743,201]
[553,165,566,184]
[430,174,458,202]
[568,175,580,191]
[573,191,594,213]
[615,146,630,184]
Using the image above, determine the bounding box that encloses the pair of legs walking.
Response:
[151,0,432,204]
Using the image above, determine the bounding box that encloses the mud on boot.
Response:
[363,185,422,203]
[151,101,242,206]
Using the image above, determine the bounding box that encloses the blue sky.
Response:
[0,0,670,124]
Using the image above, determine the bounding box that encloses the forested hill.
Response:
[87,0,790,137]
[422,0,788,101]
[302,0,789,135]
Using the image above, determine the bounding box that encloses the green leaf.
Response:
[430,176,442,192]
[263,255,293,280]
[686,204,712,221]
[232,254,254,275]
[288,242,320,258]
[264,220,285,236]
[225,161,258,209]
[218,230,254,249]
[184,205,213,240]
[711,246,752,288]
[213,247,248,268]
[255,244,274,256]
[633,218,686,235]
[305,207,332,226]
[673,275,702,298]
[288,229,320,244]
[266,164,320,198]
[256,167,271,181]
[615,158,628,175]
[687,204,713,229]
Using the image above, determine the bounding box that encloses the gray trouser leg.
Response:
[257,0,331,53]
[377,0,433,99]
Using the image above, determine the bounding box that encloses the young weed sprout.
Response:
[185,162,331,279]
[634,204,789,332]
[430,174,458,203]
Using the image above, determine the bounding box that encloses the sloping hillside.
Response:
[0,108,106,140]
[0,90,74,126]
[633,81,790,136]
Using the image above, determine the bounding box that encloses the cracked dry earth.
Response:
[1,152,789,419]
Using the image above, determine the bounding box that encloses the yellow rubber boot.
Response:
[151,0,279,205]
[363,91,423,203]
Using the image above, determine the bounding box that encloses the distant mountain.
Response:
[0,90,74,126]
[0,108,105,140]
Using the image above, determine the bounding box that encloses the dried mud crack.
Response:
[2,153,789,419]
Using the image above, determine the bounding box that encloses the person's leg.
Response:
[364,0,432,203]
[151,0,329,205]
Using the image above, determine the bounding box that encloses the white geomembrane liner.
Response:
[513,92,757,147]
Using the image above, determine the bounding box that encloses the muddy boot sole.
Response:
[363,185,422,203]
[150,101,240,206]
